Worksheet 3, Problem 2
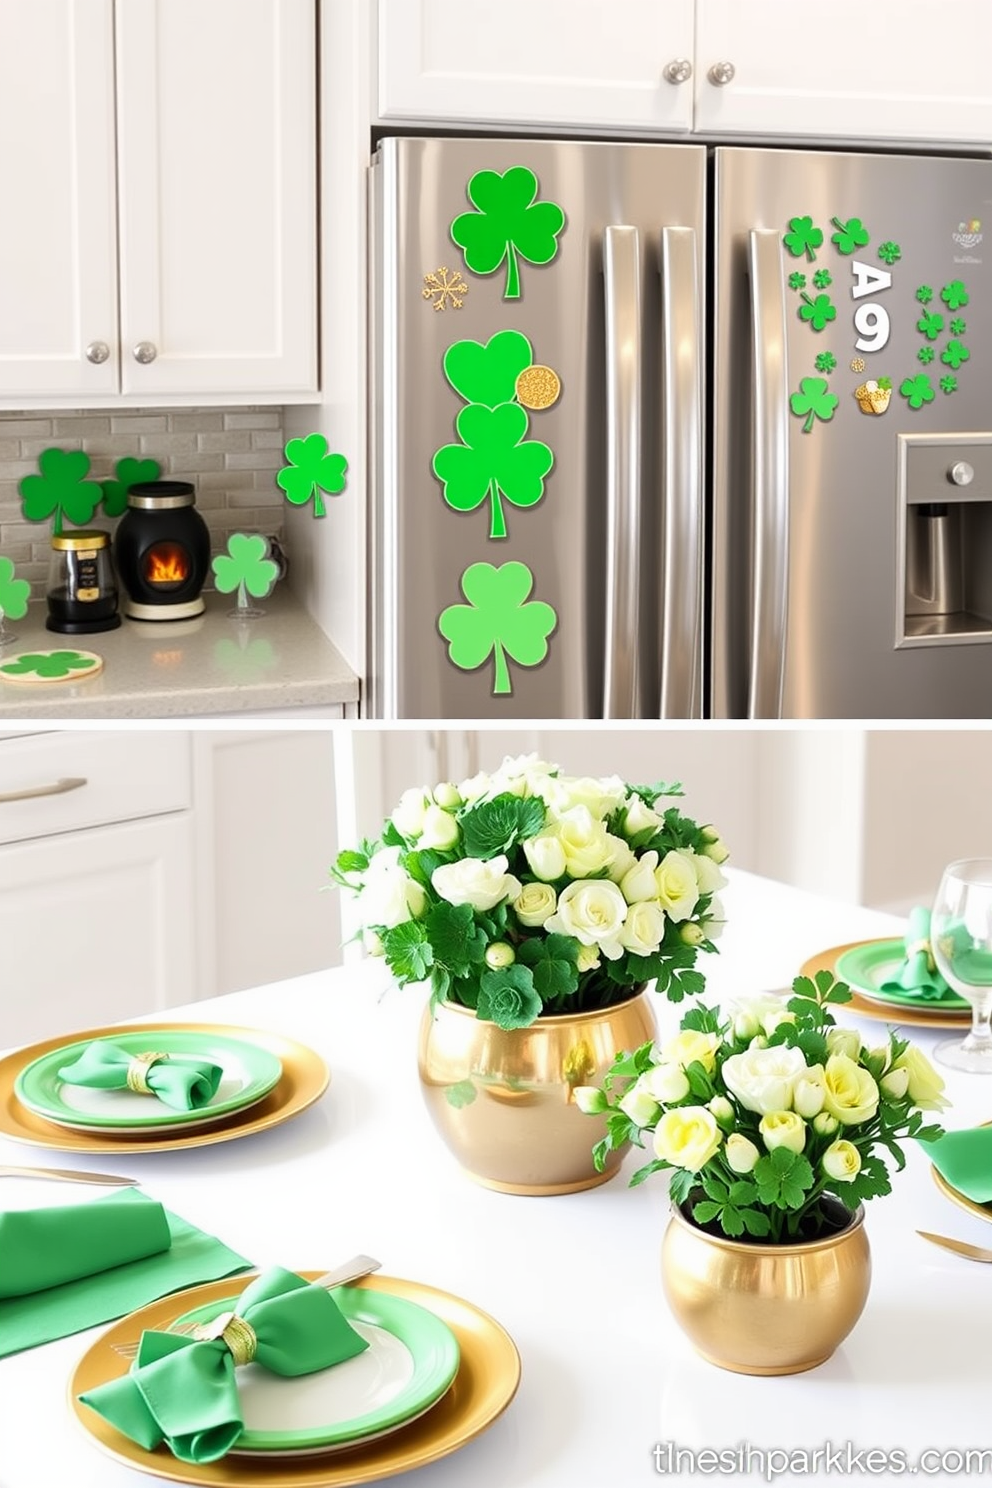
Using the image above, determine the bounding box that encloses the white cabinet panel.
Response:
[378,0,695,133]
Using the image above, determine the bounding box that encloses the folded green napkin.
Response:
[79,1267,370,1464]
[57,1039,223,1111]
[929,1126,992,1204]
[880,908,953,1001]
[0,1188,252,1358]
[0,1188,170,1298]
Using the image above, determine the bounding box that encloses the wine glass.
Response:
[930,858,992,1073]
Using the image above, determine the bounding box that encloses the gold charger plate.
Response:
[0,1023,328,1155]
[798,940,971,1029]
[69,1272,521,1487]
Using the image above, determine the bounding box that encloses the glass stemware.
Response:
[931,858,992,1073]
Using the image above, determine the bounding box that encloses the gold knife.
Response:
[917,1229,992,1263]
[0,1163,137,1186]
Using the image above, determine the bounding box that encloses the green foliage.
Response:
[18,448,100,535]
[379,921,433,983]
[425,901,488,977]
[459,792,546,858]
[99,457,161,518]
[476,965,543,1029]
[754,1148,815,1210]
[276,434,347,517]
[438,561,557,696]
[432,402,553,540]
[516,934,580,1005]
[450,166,565,300]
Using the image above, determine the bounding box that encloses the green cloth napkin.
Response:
[880,908,953,1001]
[0,1188,252,1358]
[79,1266,370,1464]
[57,1039,223,1111]
[0,1188,170,1298]
[929,1126,992,1203]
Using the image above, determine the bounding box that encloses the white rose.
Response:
[691,852,728,895]
[701,895,727,941]
[391,787,429,840]
[576,944,601,973]
[652,1107,722,1172]
[458,771,493,803]
[662,1030,720,1074]
[553,806,618,877]
[360,847,427,928]
[890,1045,948,1111]
[572,1086,607,1114]
[431,854,522,912]
[793,1065,826,1118]
[432,782,462,810]
[491,753,557,799]
[523,830,567,882]
[879,1067,910,1101]
[418,803,460,850]
[822,1055,879,1126]
[543,774,627,821]
[622,796,663,838]
[639,1063,691,1103]
[619,900,666,956]
[512,881,558,928]
[759,1110,807,1154]
[727,993,786,1041]
[721,1044,809,1115]
[822,1140,862,1182]
[708,1095,735,1126]
[700,827,730,864]
[545,879,628,960]
[825,1028,861,1060]
[725,1133,760,1174]
[620,851,660,904]
[813,1112,840,1138]
[605,835,637,884]
[618,1087,661,1128]
[654,851,700,923]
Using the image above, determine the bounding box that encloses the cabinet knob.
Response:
[949,461,975,486]
[663,59,693,85]
[707,61,736,86]
[85,341,110,365]
[132,341,158,365]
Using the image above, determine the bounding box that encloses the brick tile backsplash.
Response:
[0,406,286,598]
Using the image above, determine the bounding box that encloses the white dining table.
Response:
[1,868,990,1488]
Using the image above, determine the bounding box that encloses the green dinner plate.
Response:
[14,1031,283,1133]
[834,941,970,1012]
[174,1286,461,1456]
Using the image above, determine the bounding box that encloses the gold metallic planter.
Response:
[661,1199,871,1375]
[417,990,656,1196]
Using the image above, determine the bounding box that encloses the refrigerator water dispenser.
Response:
[898,434,992,645]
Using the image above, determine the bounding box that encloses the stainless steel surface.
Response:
[0,776,87,805]
[663,59,692,85]
[950,461,975,485]
[905,508,964,616]
[132,341,157,364]
[917,1231,992,1263]
[659,226,704,718]
[746,229,790,720]
[603,225,642,720]
[708,62,736,86]
[0,1164,136,1184]
[84,341,110,365]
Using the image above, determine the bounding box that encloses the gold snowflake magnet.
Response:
[850,357,866,373]
[422,267,469,311]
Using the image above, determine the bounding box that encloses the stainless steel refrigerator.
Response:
[370,136,992,718]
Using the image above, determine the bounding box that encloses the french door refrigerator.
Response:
[370,136,992,718]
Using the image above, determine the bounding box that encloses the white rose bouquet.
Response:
[330,754,727,1030]
[577,971,948,1241]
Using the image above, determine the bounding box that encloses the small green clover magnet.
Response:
[798,292,837,332]
[0,557,30,623]
[916,311,944,342]
[814,352,836,373]
[432,404,554,540]
[19,449,100,535]
[277,434,347,518]
[877,241,901,265]
[450,167,565,300]
[941,340,970,370]
[438,561,557,696]
[900,374,935,410]
[941,281,969,311]
[783,217,823,262]
[211,534,280,610]
[830,217,870,255]
[790,377,838,433]
[99,457,162,518]
[940,375,958,394]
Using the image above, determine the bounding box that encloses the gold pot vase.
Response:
[417,989,656,1196]
[661,1199,871,1375]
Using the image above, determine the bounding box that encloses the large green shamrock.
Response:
[99,457,162,518]
[211,534,279,608]
[0,650,97,679]
[438,561,557,696]
[789,377,838,433]
[18,449,100,535]
[432,403,553,540]
[0,557,30,622]
[941,340,970,370]
[900,374,935,410]
[442,330,534,407]
[830,217,870,255]
[276,434,348,517]
[783,217,823,262]
[450,167,565,301]
[798,292,836,331]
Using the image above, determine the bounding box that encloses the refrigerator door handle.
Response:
[603,225,642,719]
[747,229,790,720]
[659,225,703,719]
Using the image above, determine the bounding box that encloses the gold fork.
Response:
[0,1164,137,1186]
[110,1254,382,1358]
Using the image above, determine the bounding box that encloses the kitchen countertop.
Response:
[0,588,359,719]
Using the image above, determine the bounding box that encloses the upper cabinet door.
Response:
[115,0,317,397]
[378,0,696,134]
[0,0,118,399]
[695,0,992,145]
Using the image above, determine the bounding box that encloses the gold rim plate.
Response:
[69,1273,521,1487]
[799,941,972,1029]
[0,1023,328,1154]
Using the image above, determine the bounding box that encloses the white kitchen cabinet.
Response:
[0,0,316,404]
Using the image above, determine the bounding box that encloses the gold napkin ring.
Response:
[125,1051,170,1094]
[190,1310,258,1366]
[906,938,936,971]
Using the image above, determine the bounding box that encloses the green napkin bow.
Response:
[57,1039,223,1111]
[0,1190,170,1299]
[929,1126,992,1204]
[79,1267,370,1463]
[880,908,953,1002]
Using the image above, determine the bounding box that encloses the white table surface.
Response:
[2,869,990,1488]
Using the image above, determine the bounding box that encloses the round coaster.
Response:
[515,364,561,410]
[0,649,104,685]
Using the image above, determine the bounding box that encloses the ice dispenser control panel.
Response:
[897,433,992,647]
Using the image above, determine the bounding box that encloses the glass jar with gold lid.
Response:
[46,530,120,633]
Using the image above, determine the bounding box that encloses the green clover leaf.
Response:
[0,649,97,679]
[450,167,565,301]
[18,448,99,535]
[789,376,838,433]
[900,374,936,410]
[941,280,969,311]
[99,457,161,518]
[442,330,534,407]
[783,216,823,261]
[788,272,807,291]
[814,351,837,374]
[830,216,870,255]
[916,311,945,342]
[941,340,970,370]
[877,376,893,391]
[949,318,967,336]
[0,557,30,622]
[916,285,934,304]
[477,965,543,1029]
[812,268,832,289]
[940,375,958,394]
[432,403,553,540]
[438,560,557,696]
[877,240,901,265]
[276,434,347,517]
[211,533,280,606]
[798,292,836,332]
[917,346,935,365]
